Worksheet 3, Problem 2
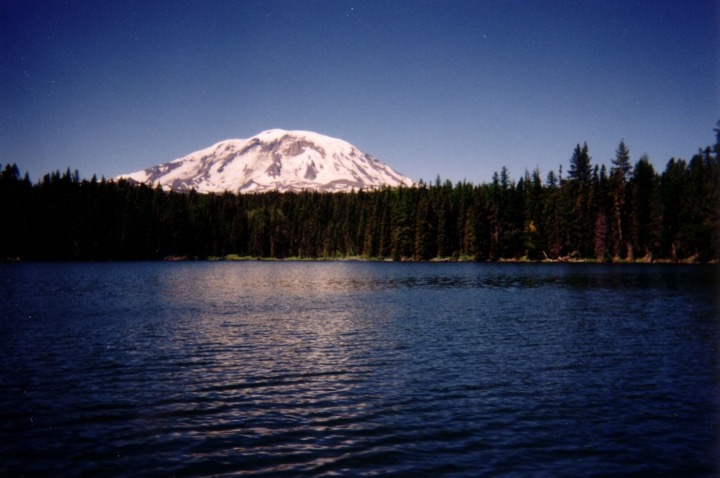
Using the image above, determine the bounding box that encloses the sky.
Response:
[1,0,718,185]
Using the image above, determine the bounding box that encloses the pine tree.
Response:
[610,139,632,259]
[413,193,435,260]
[568,143,593,187]
[565,143,594,257]
[660,158,688,260]
[631,155,660,260]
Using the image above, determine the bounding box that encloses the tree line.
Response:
[1,129,718,262]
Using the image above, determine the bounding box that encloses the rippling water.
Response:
[1,262,718,477]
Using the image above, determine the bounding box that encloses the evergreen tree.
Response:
[564,143,594,257]
[630,155,661,259]
[413,193,436,260]
[660,158,688,260]
[610,139,633,259]
[568,143,593,187]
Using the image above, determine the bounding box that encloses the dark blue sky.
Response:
[1,0,718,184]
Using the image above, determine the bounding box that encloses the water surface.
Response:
[1,262,718,476]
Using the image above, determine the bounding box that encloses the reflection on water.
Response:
[0,262,718,477]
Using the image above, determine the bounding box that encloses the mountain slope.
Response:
[117,129,414,193]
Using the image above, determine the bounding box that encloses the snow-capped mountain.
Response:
[117,129,414,193]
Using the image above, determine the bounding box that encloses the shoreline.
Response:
[2,255,716,264]
[200,255,715,264]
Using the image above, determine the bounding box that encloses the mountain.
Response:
[116,129,414,193]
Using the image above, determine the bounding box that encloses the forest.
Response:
[1,130,719,263]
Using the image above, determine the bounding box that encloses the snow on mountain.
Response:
[116,129,414,193]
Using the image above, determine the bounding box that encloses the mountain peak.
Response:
[117,130,414,193]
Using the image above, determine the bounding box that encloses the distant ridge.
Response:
[116,129,414,193]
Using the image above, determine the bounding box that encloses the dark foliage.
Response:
[2,128,718,262]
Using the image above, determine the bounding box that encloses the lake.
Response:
[1,262,718,477]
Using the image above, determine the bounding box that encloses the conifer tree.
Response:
[631,155,660,259]
[568,143,593,187]
[565,143,594,256]
[610,139,632,259]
